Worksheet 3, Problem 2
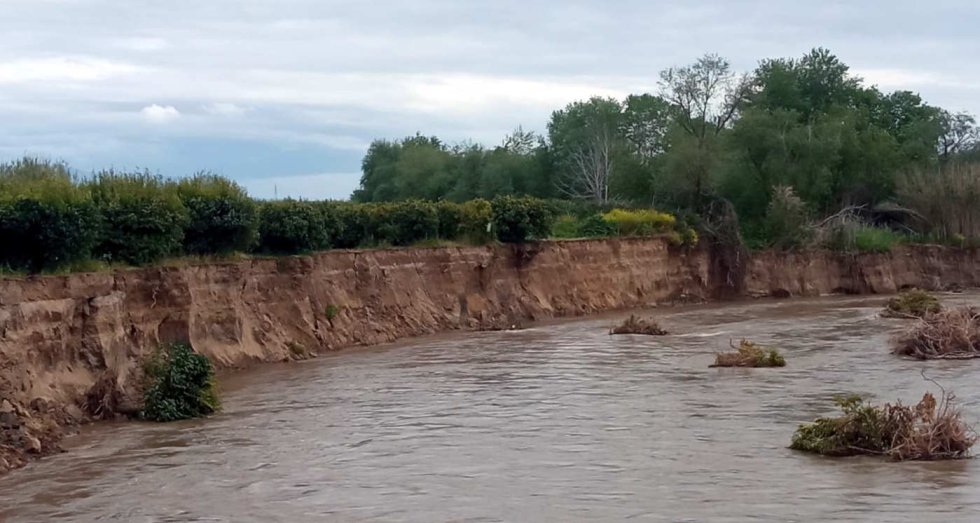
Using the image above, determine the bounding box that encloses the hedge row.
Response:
[1,161,257,271]
[1,159,694,273]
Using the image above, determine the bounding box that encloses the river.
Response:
[1,294,979,522]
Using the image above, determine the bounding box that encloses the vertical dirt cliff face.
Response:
[1,238,979,473]
[0,237,707,463]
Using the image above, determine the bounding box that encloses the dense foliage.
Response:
[142,342,220,422]
[87,171,189,265]
[177,173,258,255]
[351,48,979,250]
[0,159,693,272]
[3,47,979,272]
[0,159,100,272]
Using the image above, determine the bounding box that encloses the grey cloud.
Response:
[1,0,978,198]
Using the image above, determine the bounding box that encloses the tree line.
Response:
[352,48,980,246]
[1,158,700,273]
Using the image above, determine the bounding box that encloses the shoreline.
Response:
[2,238,978,475]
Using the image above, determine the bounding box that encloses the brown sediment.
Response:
[1,238,979,474]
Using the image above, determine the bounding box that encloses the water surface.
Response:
[2,294,979,522]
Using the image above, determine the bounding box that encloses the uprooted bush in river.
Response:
[711,339,786,367]
[882,289,941,319]
[790,391,977,460]
[893,307,980,360]
[609,315,668,336]
[141,342,221,422]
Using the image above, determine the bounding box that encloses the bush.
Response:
[459,198,493,243]
[550,215,580,239]
[176,173,258,255]
[790,392,977,460]
[435,200,464,240]
[853,226,903,253]
[141,342,220,422]
[883,289,941,319]
[764,186,811,250]
[576,214,618,238]
[681,227,699,246]
[602,208,676,236]
[371,200,439,246]
[0,159,101,272]
[893,306,980,359]
[491,196,554,243]
[257,199,331,254]
[88,171,189,265]
[332,202,374,248]
[711,339,786,367]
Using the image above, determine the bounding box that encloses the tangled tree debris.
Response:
[882,289,942,319]
[609,315,668,336]
[893,307,980,360]
[790,391,977,460]
[711,339,786,367]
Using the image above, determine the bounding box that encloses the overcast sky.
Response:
[1,1,978,199]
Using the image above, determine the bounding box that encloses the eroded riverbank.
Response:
[2,293,979,522]
[1,239,979,475]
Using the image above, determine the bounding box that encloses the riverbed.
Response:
[1,294,979,522]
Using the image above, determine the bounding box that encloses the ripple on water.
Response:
[2,294,980,522]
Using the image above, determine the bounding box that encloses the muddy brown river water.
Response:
[2,294,980,522]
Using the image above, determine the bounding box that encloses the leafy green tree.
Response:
[658,53,751,210]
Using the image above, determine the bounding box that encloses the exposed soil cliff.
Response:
[1,239,978,473]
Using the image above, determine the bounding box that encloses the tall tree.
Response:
[548,97,623,203]
[658,53,751,209]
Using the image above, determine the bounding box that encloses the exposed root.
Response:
[711,339,786,368]
[609,315,668,336]
[881,289,941,319]
[790,390,978,460]
[893,307,980,360]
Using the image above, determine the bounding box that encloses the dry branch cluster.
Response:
[893,307,980,360]
[711,339,786,368]
[609,315,668,336]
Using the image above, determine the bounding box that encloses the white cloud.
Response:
[0,57,142,83]
[855,68,975,90]
[140,104,180,124]
[1,0,979,200]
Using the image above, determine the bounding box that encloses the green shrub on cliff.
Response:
[460,198,493,243]
[176,173,258,255]
[491,195,554,243]
[0,158,101,272]
[142,342,220,422]
[550,214,580,238]
[576,214,618,238]
[257,199,331,253]
[331,202,374,248]
[87,171,189,265]
[853,226,904,253]
[602,208,676,236]
[371,199,440,246]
